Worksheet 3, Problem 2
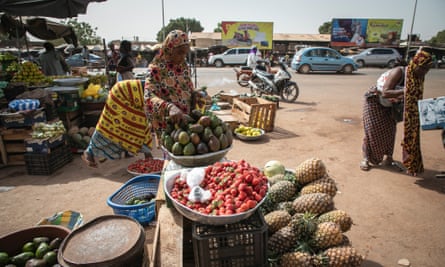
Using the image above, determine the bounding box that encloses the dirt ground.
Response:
[0,68,444,267]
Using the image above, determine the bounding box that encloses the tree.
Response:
[319,21,332,34]
[156,17,204,42]
[61,18,101,46]
[214,22,222,33]
[428,30,445,47]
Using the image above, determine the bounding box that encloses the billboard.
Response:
[221,21,273,49]
[331,18,403,47]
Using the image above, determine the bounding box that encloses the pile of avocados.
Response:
[161,109,233,156]
[0,236,61,267]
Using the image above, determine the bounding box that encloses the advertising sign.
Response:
[221,21,273,49]
[331,18,403,47]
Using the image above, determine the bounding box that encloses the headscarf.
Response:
[402,48,432,175]
[96,80,151,154]
[144,30,194,131]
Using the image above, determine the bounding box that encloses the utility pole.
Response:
[405,0,418,61]
[162,0,165,41]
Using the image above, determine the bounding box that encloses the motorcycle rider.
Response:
[247,46,260,69]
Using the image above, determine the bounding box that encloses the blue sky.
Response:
[78,0,445,42]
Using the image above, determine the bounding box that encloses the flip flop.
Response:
[360,159,370,171]
[81,152,98,168]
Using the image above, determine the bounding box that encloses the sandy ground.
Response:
[0,67,444,267]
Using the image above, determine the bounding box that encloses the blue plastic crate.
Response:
[107,174,160,225]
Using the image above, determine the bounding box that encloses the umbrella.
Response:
[0,0,106,19]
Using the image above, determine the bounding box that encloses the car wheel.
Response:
[387,60,396,68]
[357,60,365,68]
[214,60,224,68]
[342,64,354,74]
[299,64,311,74]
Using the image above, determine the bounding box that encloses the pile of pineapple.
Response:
[261,157,364,267]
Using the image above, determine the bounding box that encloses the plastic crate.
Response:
[25,134,67,153]
[232,97,277,132]
[24,144,73,175]
[107,174,160,226]
[192,210,268,267]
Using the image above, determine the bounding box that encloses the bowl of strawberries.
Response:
[164,160,269,225]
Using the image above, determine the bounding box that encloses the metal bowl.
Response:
[162,145,232,167]
[235,129,265,141]
[163,169,268,225]
[53,77,89,86]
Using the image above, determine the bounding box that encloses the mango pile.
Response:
[161,110,233,156]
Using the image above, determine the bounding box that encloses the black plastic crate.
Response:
[192,210,268,267]
[24,144,73,175]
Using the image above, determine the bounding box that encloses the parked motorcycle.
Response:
[233,66,253,87]
[248,61,299,102]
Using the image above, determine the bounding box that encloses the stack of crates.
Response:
[24,135,73,175]
[191,210,268,267]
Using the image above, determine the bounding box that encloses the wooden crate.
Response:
[231,97,277,132]
[0,127,32,166]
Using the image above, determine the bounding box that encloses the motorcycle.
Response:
[248,60,299,102]
[233,66,253,87]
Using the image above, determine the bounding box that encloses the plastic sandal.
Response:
[360,159,370,171]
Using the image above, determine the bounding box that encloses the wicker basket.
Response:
[107,174,160,225]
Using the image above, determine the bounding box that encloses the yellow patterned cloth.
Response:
[96,80,151,154]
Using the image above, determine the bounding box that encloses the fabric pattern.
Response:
[96,80,151,154]
[402,49,432,174]
[362,91,397,165]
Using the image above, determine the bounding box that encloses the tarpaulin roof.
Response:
[0,0,106,19]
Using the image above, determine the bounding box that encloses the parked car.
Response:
[208,47,251,67]
[348,48,401,68]
[65,53,105,68]
[290,47,358,74]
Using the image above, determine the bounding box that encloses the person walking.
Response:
[81,45,89,66]
[39,42,69,76]
[116,40,135,81]
[246,45,259,69]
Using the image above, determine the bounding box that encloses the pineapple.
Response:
[312,222,343,250]
[300,177,337,197]
[313,246,364,267]
[268,225,299,255]
[288,213,318,242]
[277,201,296,215]
[264,210,292,234]
[292,193,334,215]
[317,209,353,232]
[259,196,277,215]
[280,251,314,267]
[295,158,327,185]
[268,173,286,185]
[268,180,297,204]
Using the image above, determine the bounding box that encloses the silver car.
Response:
[208,47,250,67]
[348,48,401,68]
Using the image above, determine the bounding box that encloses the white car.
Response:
[208,47,250,67]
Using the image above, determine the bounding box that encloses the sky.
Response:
[77,0,445,43]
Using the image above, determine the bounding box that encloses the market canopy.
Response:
[0,14,78,47]
[0,0,106,19]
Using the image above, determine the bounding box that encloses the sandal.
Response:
[360,159,370,171]
[82,151,98,168]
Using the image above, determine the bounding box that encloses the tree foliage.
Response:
[428,30,445,46]
[61,18,101,46]
[318,21,332,34]
[156,17,204,42]
[214,22,222,33]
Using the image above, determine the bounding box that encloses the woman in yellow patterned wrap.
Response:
[82,80,152,168]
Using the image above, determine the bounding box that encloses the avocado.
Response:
[10,252,34,266]
[43,251,57,266]
[48,238,62,250]
[196,142,209,154]
[163,135,174,152]
[208,135,220,152]
[190,109,202,121]
[219,134,229,149]
[210,115,222,129]
[190,132,200,145]
[171,142,183,155]
[183,142,196,156]
[198,116,211,127]
[0,252,9,265]
[202,127,213,143]
[25,258,47,267]
[22,242,35,253]
[213,125,223,138]
[32,237,49,247]
[35,242,49,259]
[178,131,190,145]
[225,130,233,146]
[188,124,204,134]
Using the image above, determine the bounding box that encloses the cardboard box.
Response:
[0,108,46,128]
[418,96,445,130]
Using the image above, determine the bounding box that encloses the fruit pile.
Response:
[0,236,61,266]
[161,110,233,156]
[169,160,268,215]
[67,126,95,149]
[31,121,66,139]
[261,158,364,267]
[81,83,108,102]
[10,62,52,86]
[234,125,263,137]
[127,158,164,174]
